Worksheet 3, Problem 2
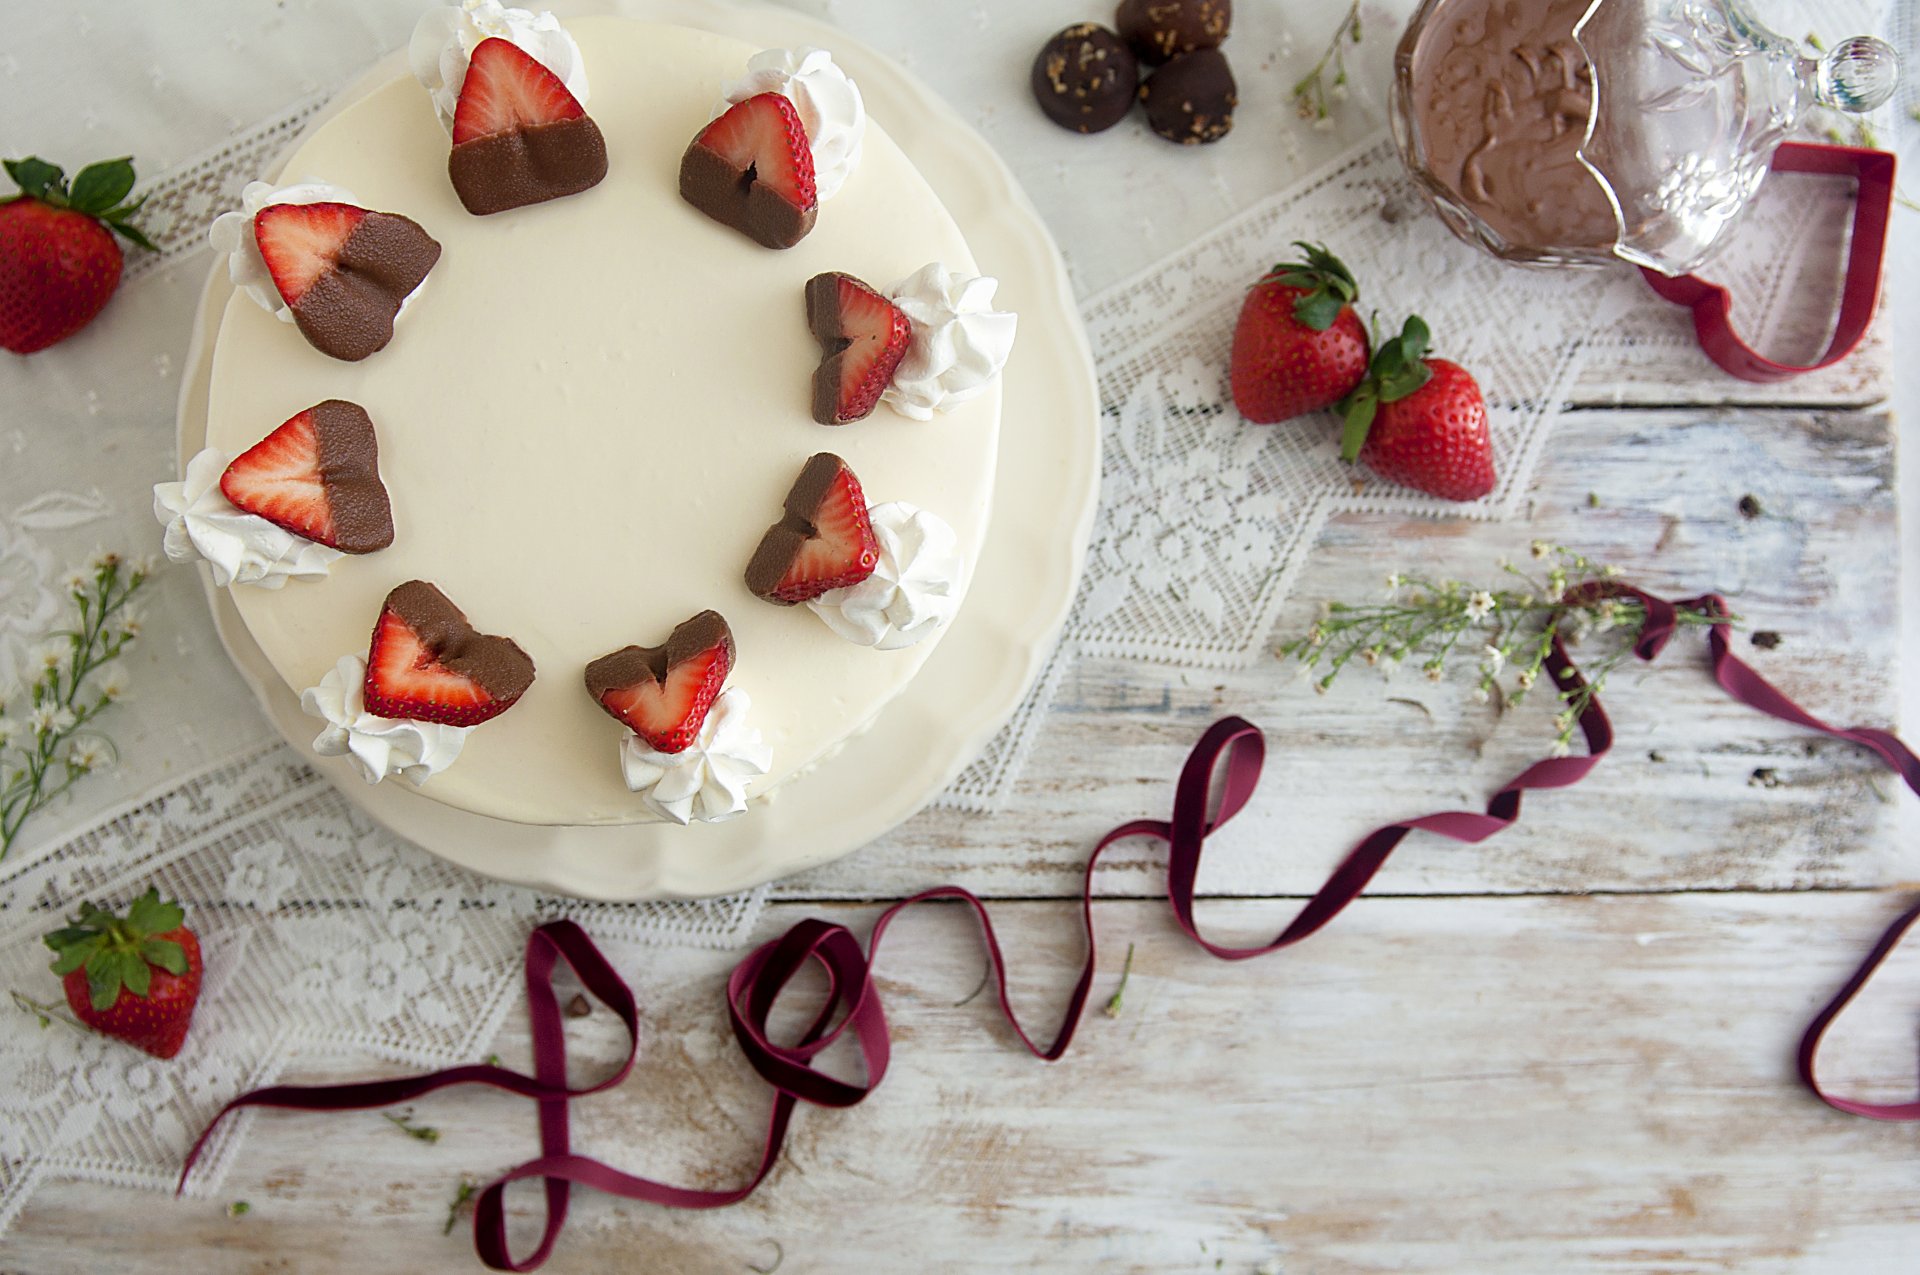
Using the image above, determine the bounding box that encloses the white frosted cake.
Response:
[167,10,1010,827]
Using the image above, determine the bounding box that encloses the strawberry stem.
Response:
[1267,241,1358,332]
[1337,314,1435,461]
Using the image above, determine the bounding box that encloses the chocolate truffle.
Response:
[1139,48,1237,145]
[1031,23,1140,134]
[1116,0,1231,65]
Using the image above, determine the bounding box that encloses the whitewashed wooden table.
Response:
[6,1,1918,1272]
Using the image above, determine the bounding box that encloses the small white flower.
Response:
[1329,80,1349,102]
[59,568,91,596]
[1379,656,1400,680]
[1517,669,1537,690]
[1600,564,1624,579]
[66,738,107,771]
[1481,644,1506,674]
[1554,711,1576,731]
[27,704,58,735]
[1531,540,1552,560]
[50,707,75,733]
[98,667,129,701]
[1595,601,1617,633]
[1384,572,1402,594]
[33,640,66,672]
[1363,647,1380,666]
[87,549,120,572]
[117,610,145,639]
[132,554,158,577]
[1465,591,1495,621]
[1425,664,1444,682]
[1549,737,1572,758]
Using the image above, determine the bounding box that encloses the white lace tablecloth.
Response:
[0,0,1904,1237]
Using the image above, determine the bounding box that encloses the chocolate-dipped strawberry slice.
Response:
[363,581,536,727]
[255,202,440,362]
[680,93,817,249]
[219,400,394,552]
[806,272,911,424]
[746,453,880,605]
[585,611,734,754]
[449,37,608,216]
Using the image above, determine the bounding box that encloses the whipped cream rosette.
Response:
[302,654,471,786]
[717,47,866,200]
[883,263,1017,420]
[153,449,343,589]
[619,689,772,824]
[410,0,591,131]
[807,502,963,649]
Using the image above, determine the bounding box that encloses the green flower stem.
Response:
[0,557,146,858]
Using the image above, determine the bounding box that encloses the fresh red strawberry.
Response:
[0,156,154,354]
[680,93,818,249]
[746,453,880,604]
[451,37,587,145]
[253,201,366,306]
[1338,316,1496,502]
[806,272,912,424]
[586,611,735,754]
[44,888,202,1060]
[363,580,536,726]
[1228,242,1369,424]
[219,400,394,553]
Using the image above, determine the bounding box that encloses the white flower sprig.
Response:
[1278,543,1730,755]
[0,552,149,858]
[1292,0,1363,130]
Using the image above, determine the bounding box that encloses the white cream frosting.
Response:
[301,653,472,786]
[717,47,866,201]
[410,0,591,131]
[617,689,772,824]
[208,179,375,324]
[807,502,963,650]
[153,448,342,589]
[882,263,1017,421]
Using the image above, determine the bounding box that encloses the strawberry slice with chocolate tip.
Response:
[746,453,880,605]
[363,580,536,727]
[806,272,912,424]
[253,200,441,361]
[219,400,394,553]
[585,611,734,754]
[448,37,608,216]
[680,92,818,249]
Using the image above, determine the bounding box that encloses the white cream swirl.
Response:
[717,47,866,201]
[618,689,771,825]
[153,448,342,589]
[207,178,366,323]
[807,503,963,650]
[301,654,471,786]
[882,263,1018,421]
[409,0,590,131]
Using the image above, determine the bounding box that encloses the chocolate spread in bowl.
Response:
[1404,0,1620,255]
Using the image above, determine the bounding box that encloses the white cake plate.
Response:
[177,0,1099,901]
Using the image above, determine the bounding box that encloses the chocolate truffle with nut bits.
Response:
[1139,47,1237,145]
[1116,0,1231,64]
[1031,23,1140,134]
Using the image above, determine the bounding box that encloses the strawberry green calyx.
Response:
[1265,240,1358,332]
[3,156,158,252]
[1338,314,1435,461]
[44,887,189,1011]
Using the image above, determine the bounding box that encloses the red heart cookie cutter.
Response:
[1640,142,1896,383]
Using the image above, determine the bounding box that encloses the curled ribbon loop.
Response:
[178,583,1920,1269]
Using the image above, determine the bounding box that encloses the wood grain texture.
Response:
[782,405,1900,902]
[6,894,1917,1275]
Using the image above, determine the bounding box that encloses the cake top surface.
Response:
[202,17,1000,825]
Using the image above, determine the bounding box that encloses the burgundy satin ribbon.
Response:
[1641,142,1896,383]
[178,582,1919,1268]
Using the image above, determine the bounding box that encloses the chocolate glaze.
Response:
[679,138,817,250]
[1139,47,1237,145]
[584,610,735,712]
[1116,0,1231,65]
[381,580,536,705]
[308,399,394,553]
[1405,0,1618,252]
[290,211,441,363]
[1030,24,1140,134]
[449,115,609,216]
[745,453,850,603]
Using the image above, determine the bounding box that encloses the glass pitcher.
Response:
[1388,0,1899,275]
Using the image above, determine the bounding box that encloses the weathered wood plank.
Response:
[7,893,1916,1274]
[786,404,1899,901]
